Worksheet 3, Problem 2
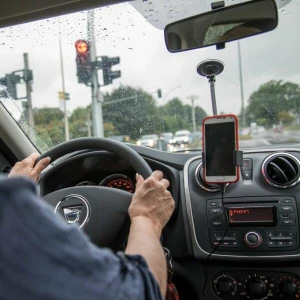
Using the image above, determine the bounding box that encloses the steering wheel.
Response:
[38,137,152,249]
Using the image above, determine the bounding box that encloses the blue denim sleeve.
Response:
[0,177,163,300]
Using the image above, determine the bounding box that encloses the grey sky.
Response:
[0,0,299,120]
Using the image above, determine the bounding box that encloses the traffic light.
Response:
[102,56,121,86]
[75,40,92,84]
[157,89,162,98]
[0,73,21,99]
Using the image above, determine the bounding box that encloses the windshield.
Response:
[0,0,299,153]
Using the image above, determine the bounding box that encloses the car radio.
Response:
[207,197,298,251]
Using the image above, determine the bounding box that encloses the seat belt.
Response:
[164,248,179,300]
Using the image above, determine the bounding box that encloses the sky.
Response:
[0,0,299,120]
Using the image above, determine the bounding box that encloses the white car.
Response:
[137,134,159,148]
[172,130,191,145]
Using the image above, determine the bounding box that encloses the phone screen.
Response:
[205,121,236,176]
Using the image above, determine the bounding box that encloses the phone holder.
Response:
[201,150,244,183]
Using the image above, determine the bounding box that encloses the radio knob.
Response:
[216,278,234,294]
[244,232,262,248]
[279,280,296,296]
[247,279,266,297]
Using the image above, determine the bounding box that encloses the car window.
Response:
[0,0,299,152]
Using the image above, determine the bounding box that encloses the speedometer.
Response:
[100,174,135,193]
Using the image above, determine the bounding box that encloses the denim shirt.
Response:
[0,177,163,300]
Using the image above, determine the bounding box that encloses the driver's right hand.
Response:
[128,171,175,235]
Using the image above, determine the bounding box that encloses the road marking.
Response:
[262,139,271,145]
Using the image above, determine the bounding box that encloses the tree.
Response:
[159,98,207,132]
[244,80,300,127]
[103,86,161,139]
[277,111,295,125]
[33,107,64,147]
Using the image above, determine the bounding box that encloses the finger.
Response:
[23,153,40,166]
[160,178,170,189]
[135,173,144,189]
[151,170,163,181]
[33,157,51,176]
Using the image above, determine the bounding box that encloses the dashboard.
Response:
[39,145,300,300]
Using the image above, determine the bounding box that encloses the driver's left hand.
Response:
[8,153,51,182]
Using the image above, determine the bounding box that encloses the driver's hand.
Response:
[128,171,175,234]
[8,153,51,182]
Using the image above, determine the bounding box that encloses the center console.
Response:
[207,196,298,252]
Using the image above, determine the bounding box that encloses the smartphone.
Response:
[202,114,239,184]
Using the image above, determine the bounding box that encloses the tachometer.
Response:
[100,174,135,193]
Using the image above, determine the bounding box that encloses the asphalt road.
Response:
[169,130,300,152]
[239,130,300,148]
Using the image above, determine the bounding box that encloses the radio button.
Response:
[276,231,286,238]
[287,239,296,247]
[267,239,276,247]
[286,230,297,238]
[277,240,286,247]
[211,221,226,228]
[280,219,295,226]
[209,208,223,214]
[279,206,295,212]
[283,199,292,203]
[210,202,221,207]
[280,213,289,218]
[228,231,239,238]
[231,240,239,247]
[266,231,275,238]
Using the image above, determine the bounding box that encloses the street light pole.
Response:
[58,21,70,141]
[87,10,104,137]
[238,41,246,128]
[187,95,199,135]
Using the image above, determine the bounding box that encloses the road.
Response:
[168,130,300,152]
[239,130,300,148]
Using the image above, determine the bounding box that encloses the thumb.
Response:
[135,173,144,189]
[33,157,51,176]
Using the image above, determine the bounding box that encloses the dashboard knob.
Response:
[279,280,296,296]
[216,278,233,294]
[244,232,262,248]
[247,279,266,297]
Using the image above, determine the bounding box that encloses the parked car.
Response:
[136,134,159,148]
[108,135,130,142]
[160,132,174,144]
[172,130,191,145]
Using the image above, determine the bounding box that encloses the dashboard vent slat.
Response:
[262,153,300,189]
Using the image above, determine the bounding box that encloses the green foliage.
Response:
[245,80,300,127]
[32,86,208,145]
[103,86,161,140]
[159,98,207,133]
[33,107,64,147]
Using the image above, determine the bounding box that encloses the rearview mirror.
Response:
[164,0,278,52]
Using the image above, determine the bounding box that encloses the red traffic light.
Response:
[75,40,89,54]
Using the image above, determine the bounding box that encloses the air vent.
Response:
[262,153,300,189]
[195,163,228,192]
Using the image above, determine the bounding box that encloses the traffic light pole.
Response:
[58,22,70,141]
[23,53,34,131]
[87,10,104,138]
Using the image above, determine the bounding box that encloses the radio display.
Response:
[228,207,274,225]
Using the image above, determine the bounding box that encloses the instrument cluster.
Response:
[76,174,135,193]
